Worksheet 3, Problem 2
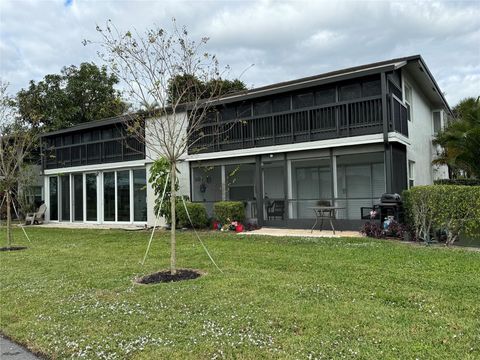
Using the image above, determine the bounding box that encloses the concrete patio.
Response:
[241,227,362,238]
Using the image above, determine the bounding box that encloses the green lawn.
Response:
[1,227,479,359]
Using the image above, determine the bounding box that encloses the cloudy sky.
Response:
[1,0,479,106]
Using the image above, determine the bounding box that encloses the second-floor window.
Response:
[433,111,442,135]
[404,84,413,121]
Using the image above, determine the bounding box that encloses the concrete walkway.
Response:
[241,227,362,238]
[0,336,40,360]
[22,222,146,231]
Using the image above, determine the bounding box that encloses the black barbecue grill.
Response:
[361,193,404,223]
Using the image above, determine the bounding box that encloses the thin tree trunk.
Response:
[170,162,177,275]
[6,191,12,247]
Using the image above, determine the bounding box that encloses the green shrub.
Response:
[434,178,480,186]
[403,185,480,245]
[214,201,245,223]
[176,201,208,229]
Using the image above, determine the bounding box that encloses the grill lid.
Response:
[380,193,402,203]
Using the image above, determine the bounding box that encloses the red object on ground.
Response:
[235,224,244,232]
[212,221,219,230]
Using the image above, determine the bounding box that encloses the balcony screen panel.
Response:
[73,174,83,221]
[102,128,113,140]
[117,170,130,221]
[219,106,236,121]
[237,103,252,118]
[49,177,58,221]
[226,163,256,201]
[362,80,381,97]
[86,174,97,221]
[60,175,70,221]
[103,172,115,221]
[133,169,147,222]
[254,100,272,116]
[315,88,336,105]
[272,96,290,113]
[339,83,361,101]
[292,92,314,109]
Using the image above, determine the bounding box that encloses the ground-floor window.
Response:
[48,168,147,223]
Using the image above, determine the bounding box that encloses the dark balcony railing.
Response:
[44,136,145,169]
[189,96,395,154]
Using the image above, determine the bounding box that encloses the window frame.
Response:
[404,82,413,122]
[408,160,415,188]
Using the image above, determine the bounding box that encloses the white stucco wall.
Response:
[402,70,447,185]
[145,112,191,227]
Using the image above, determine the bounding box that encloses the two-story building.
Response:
[40,55,450,229]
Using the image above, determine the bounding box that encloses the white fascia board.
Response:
[186,132,412,162]
[186,134,385,161]
[44,159,147,175]
[388,132,411,146]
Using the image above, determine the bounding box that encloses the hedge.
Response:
[402,185,480,245]
[434,178,480,186]
[176,201,208,229]
[213,201,245,224]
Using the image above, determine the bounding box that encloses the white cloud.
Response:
[0,0,478,106]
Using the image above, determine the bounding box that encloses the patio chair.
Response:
[25,203,47,225]
[266,200,285,220]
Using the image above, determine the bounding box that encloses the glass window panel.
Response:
[433,111,441,134]
[339,83,361,101]
[315,88,336,105]
[103,172,115,221]
[292,93,314,109]
[133,169,147,222]
[86,174,97,221]
[117,170,130,221]
[73,174,83,221]
[272,96,290,113]
[60,175,70,221]
[49,177,58,221]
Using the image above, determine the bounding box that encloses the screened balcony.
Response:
[189,75,407,154]
[42,124,145,170]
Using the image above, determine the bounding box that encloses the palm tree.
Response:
[433,97,480,178]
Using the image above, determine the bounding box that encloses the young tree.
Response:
[16,62,128,131]
[93,20,241,275]
[0,81,39,247]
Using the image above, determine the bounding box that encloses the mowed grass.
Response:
[1,227,479,359]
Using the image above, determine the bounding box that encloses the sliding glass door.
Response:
[103,172,115,221]
[73,174,83,221]
[60,175,70,221]
[117,170,130,221]
[86,173,97,221]
[133,169,147,222]
[49,177,58,221]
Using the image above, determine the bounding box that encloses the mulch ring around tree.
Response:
[135,269,204,285]
[0,246,27,252]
